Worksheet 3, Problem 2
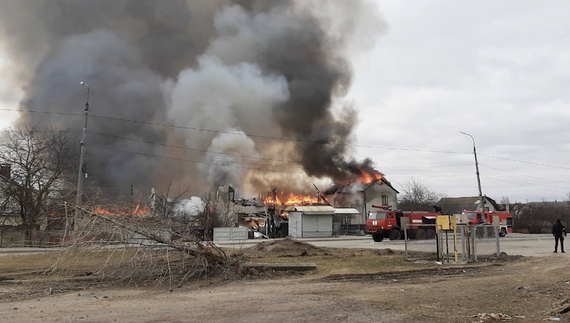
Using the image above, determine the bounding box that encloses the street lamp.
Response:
[74,81,89,230]
[460,132,485,213]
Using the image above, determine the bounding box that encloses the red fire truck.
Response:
[461,210,514,236]
[365,205,440,242]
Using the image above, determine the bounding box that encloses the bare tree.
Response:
[189,190,237,239]
[515,200,570,233]
[398,177,445,212]
[154,182,191,219]
[0,127,76,226]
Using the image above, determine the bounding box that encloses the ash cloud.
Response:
[0,0,385,196]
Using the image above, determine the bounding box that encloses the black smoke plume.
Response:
[0,0,385,195]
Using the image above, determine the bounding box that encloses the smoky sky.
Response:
[0,0,385,195]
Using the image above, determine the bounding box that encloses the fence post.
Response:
[495,225,500,257]
[493,216,501,257]
[435,228,440,262]
[461,226,467,261]
[404,224,408,260]
[471,225,477,261]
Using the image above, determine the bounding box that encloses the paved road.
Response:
[216,233,560,257]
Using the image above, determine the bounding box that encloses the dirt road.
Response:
[1,255,569,322]
[1,237,569,323]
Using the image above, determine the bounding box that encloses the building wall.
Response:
[288,212,302,238]
[363,183,398,216]
[288,212,333,238]
[301,214,333,238]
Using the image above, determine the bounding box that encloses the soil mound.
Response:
[244,238,321,257]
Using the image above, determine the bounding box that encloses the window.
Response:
[369,212,386,220]
[381,195,389,206]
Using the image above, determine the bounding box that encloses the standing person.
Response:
[552,219,567,253]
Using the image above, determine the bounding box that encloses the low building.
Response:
[288,206,334,238]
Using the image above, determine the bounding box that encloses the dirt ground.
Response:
[0,240,569,323]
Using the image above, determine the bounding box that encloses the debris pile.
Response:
[472,313,512,321]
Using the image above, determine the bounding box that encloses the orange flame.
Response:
[263,193,318,206]
[358,170,383,185]
[94,203,150,216]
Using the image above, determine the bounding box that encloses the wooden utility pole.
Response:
[74,81,89,231]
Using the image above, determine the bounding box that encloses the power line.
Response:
[89,144,307,174]
[0,108,470,155]
[480,154,570,170]
[89,113,473,155]
[394,173,473,178]
[482,175,569,194]
[4,108,570,171]
[88,131,302,165]
[90,132,485,169]
[383,164,472,170]
[0,108,82,117]
[480,164,570,185]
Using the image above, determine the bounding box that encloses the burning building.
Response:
[324,175,399,219]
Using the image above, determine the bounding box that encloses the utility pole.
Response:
[74,81,89,230]
[461,132,485,213]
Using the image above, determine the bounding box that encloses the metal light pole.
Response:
[460,132,485,213]
[74,81,89,230]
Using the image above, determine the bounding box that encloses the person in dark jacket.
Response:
[552,219,567,253]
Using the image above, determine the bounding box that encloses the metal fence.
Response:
[404,224,502,263]
[403,224,440,260]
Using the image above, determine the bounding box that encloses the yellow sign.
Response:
[436,215,456,231]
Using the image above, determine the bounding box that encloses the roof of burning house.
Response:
[333,208,361,215]
[324,177,399,195]
[288,206,335,215]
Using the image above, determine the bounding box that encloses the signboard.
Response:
[400,217,410,230]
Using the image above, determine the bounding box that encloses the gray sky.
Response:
[348,0,570,203]
[0,0,569,203]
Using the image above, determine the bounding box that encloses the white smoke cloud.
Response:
[167,55,289,137]
[166,55,289,191]
[174,196,204,216]
[202,129,261,191]
[206,5,299,65]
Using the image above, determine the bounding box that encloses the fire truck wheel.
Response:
[499,228,507,237]
[372,233,384,242]
[415,228,426,240]
[389,229,401,241]
[426,228,436,240]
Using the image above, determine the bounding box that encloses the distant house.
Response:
[0,164,22,226]
[324,178,399,218]
[437,196,503,215]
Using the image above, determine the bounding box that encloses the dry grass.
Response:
[236,239,440,276]
[0,239,513,304]
[0,243,434,284]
